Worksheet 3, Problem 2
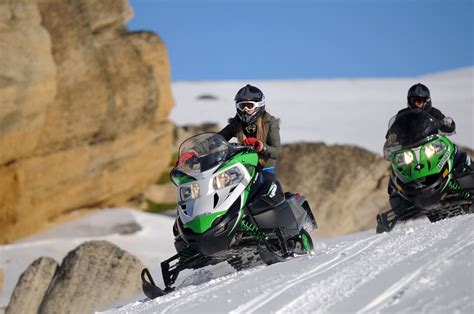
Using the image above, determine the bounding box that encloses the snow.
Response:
[105,215,474,313]
[170,67,473,154]
[0,67,473,312]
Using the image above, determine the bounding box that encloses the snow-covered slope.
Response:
[109,215,474,313]
[171,67,473,154]
[1,210,473,313]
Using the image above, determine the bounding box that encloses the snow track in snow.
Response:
[279,217,469,313]
[233,235,385,314]
[107,215,474,313]
[357,227,473,313]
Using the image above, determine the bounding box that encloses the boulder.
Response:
[6,257,58,314]
[277,143,390,236]
[39,241,144,314]
[0,0,174,243]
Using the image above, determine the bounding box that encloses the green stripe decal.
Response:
[216,152,259,173]
[184,211,226,234]
[170,169,196,185]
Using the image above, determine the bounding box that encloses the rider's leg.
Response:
[248,167,285,214]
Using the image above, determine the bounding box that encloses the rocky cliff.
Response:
[0,0,174,243]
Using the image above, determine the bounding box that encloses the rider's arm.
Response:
[218,119,238,141]
[260,119,281,160]
[429,107,456,134]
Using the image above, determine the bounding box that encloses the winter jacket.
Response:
[385,105,456,140]
[219,111,281,168]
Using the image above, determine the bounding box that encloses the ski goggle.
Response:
[409,97,427,104]
[236,100,265,111]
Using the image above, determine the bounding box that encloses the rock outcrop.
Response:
[277,143,390,236]
[6,241,144,313]
[39,241,144,314]
[6,257,58,314]
[278,143,473,236]
[0,0,174,243]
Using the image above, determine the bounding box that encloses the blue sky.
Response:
[128,0,473,81]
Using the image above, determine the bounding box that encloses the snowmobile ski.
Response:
[141,268,172,299]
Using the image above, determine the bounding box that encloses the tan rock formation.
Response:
[0,0,57,165]
[277,143,390,236]
[39,241,144,314]
[6,257,58,314]
[0,0,174,243]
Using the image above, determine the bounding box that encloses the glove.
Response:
[442,117,454,126]
[175,151,198,166]
[386,133,397,145]
[242,137,264,152]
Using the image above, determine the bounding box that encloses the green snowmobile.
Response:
[142,133,317,299]
[377,109,473,233]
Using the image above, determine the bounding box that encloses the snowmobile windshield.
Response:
[386,109,441,150]
[176,133,239,175]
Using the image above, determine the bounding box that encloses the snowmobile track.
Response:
[232,234,385,314]
[277,218,471,313]
[357,226,474,313]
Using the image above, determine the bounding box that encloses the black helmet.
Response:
[234,84,266,124]
[407,83,431,109]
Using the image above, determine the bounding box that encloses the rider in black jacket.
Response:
[385,83,455,149]
[384,83,470,217]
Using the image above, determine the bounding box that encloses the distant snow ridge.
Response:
[108,214,474,313]
[171,66,473,154]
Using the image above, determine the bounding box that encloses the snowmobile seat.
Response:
[248,195,286,216]
[250,197,307,238]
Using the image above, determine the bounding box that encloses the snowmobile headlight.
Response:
[424,141,446,159]
[395,151,414,165]
[212,166,243,190]
[424,144,436,158]
[180,183,200,201]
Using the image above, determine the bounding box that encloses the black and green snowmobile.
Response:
[377,109,473,233]
[141,133,317,299]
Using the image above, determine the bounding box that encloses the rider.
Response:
[385,83,468,165]
[385,83,455,147]
[219,84,285,212]
[383,83,470,216]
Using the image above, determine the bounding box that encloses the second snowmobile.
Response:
[377,110,473,233]
[142,133,317,299]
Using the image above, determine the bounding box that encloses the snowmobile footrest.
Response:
[141,268,171,299]
[376,212,397,234]
[258,245,286,265]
